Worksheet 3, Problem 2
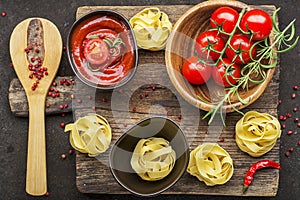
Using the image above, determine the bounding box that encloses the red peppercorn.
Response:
[292,93,296,99]
[68,149,74,155]
[298,141,300,145]
[293,85,298,90]
[285,151,290,157]
[132,107,137,112]
[61,113,65,117]
[279,115,286,121]
[63,46,67,51]
[61,154,66,159]
[219,137,225,142]
[286,113,292,118]
[45,191,50,197]
[281,124,286,129]
[294,118,299,122]
[298,123,300,128]
[87,95,92,100]
[92,106,96,110]
[60,122,65,128]
[293,107,298,112]
[145,91,149,97]
[139,94,143,99]
[278,100,282,105]
[289,148,294,152]
[59,105,64,109]
[177,114,182,120]
[64,104,68,109]
[77,99,82,103]
[60,79,66,85]
[287,130,293,135]
[70,94,75,99]
[46,103,51,108]
[65,81,70,86]
[205,130,209,134]
[52,81,57,86]
[51,93,56,98]
[102,98,107,103]
[152,85,156,91]
[35,49,40,53]
[1,12,7,17]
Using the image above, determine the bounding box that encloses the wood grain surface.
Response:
[8,4,280,197]
[10,17,62,196]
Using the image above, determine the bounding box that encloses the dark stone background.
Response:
[0,0,299,199]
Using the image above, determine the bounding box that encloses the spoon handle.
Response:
[26,95,47,196]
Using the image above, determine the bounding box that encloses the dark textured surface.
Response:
[0,0,299,200]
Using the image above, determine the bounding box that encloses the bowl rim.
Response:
[109,116,190,197]
[67,9,139,90]
[165,0,276,112]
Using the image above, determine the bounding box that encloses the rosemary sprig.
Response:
[200,8,299,126]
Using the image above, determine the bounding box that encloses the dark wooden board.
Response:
[9,4,280,197]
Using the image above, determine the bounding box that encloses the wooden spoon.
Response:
[10,18,62,196]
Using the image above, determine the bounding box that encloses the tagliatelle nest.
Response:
[187,143,234,186]
[64,114,112,157]
[235,111,281,157]
[130,137,176,181]
[129,7,172,51]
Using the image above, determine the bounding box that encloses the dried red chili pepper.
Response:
[243,160,280,193]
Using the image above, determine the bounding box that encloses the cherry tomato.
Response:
[195,30,225,61]
[240,9,272,41]
[210,6,239,34]
[212,58,241,87]
[83,38,109,65]
[182,56,212,85]
[225,34,256,64]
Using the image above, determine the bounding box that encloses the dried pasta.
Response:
[235,111,281,157]
[64,114,112,157]
[187,143,233,186]
[129,7,172,51]
[130,137,176,181]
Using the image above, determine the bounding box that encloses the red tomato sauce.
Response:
[70,15,136,86]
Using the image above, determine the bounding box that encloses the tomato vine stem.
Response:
[200,7,299,126]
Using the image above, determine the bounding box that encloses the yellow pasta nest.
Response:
[235,111,281,157]
[130,137,176,181]
[64,114,112,157]
[187,143,233,186]
[129,7,172,51]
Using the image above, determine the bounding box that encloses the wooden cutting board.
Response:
[9,4,280,197]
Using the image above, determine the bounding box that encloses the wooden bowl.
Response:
[165,0,276,113]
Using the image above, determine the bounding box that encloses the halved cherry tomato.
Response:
[83,38,109,65]
[210,6,239,34]
[240,9,272,41]
[182,56,212,85]
[225,34,256,64]
[212,58,241,87]
[195,30,225,61]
